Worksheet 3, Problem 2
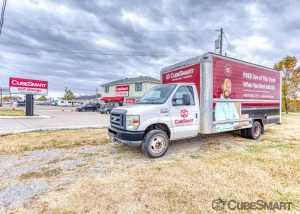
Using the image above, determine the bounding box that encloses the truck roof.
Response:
[161,52,277,74]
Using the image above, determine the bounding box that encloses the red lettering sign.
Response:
[115,84,129,96]
[213,57,280,100]
[9,77,48,95]
[116,85,129,92]
[162,64,201,95]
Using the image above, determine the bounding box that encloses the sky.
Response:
[0,0,299,97]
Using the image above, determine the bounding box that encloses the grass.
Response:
[14,113,300,213]
[19,168,62,180]
[0,129,108,154]
[0,108,24,116]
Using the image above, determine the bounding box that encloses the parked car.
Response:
[76,103,100,112]
[99,106,114,114]
[17,100,25,107]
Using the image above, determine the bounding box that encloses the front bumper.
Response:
[108,127,144,147]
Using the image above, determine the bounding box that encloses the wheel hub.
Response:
[150,136,166,154]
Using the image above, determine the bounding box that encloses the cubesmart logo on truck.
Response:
[162,64,201,95]
[175,109,193,126]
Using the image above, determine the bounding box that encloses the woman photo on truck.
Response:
[215,78,240,131]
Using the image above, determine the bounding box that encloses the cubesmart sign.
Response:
[115,84,129,96]
[9,77,48,95]
[162,64,200,95]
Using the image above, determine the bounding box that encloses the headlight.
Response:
[126,115,140,130]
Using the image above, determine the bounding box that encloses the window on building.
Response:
[135,82,142,92]
[105,86,109,93]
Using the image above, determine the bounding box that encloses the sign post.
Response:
[9,77,48,116]
[25,94,34,116]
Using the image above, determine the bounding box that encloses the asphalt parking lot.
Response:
[0,106,109,135]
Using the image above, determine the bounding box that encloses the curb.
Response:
[0,115,51,119]
[0,125,107,136]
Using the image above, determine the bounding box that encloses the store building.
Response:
[100,76,160,105]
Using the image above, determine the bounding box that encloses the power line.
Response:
[5,25,216,34]
[0,0,7,35]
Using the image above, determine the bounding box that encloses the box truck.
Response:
[108,52,281,158]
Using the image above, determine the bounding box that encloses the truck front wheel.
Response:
[142,130,169,158]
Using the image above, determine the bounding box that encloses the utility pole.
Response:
[215,27,224,55]
[0,0,7,35]
[219,27,223,55]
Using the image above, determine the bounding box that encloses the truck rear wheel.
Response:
[244,121,262,140]
[142,130,169,158]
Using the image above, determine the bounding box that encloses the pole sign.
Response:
[115,84,129,96]
[9,77,48,95]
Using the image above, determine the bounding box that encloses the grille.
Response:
[110,111,126,129]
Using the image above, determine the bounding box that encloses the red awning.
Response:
[100,96,124,102]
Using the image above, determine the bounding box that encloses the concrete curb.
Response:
[0,125,107,136]
[0,115,51,119]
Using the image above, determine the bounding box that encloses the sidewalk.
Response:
[0,106,109,135]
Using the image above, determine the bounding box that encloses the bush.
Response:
[282,99,300,112]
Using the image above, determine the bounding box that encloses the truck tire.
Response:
[247,121,263,140]
[142,129,169,158]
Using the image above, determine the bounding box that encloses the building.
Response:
[100,76,160,105]
[74,95,100,105]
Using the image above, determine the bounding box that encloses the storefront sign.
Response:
[116,85,129,96]
[125,98,136,104]
[9,77,48,95]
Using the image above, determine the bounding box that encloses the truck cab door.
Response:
[170,85,200,140]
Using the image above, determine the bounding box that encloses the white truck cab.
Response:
[108,53,281,158]
[109,83,200,157]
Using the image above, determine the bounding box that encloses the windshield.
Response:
[137,84,176,104]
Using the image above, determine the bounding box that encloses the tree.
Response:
[2,96,10,102]
[36,96,47,101]
[63,87,75,101]
[274,56,300,113]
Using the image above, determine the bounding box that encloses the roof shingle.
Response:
[101,76,160,86]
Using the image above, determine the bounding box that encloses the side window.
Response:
[135,82,142,92]
[105,86,109,93]
[172,86,195,106]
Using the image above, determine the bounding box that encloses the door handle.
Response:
[195,113,198,119]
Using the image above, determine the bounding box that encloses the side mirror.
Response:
[182,94,191,105]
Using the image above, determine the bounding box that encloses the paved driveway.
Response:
[0,106,109,135]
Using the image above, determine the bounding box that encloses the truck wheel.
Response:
[247,121,262,140]
[142,130,169,158]
[240,129,249,138]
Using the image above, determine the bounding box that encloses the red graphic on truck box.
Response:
[213,56,280,100]
[162,64,200,95]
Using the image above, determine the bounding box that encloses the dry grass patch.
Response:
[0,108,24,116]
[0,129,108,154]
[19,168,62,180]
[19,114,300,213]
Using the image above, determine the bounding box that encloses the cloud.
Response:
[0,0,299,97]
